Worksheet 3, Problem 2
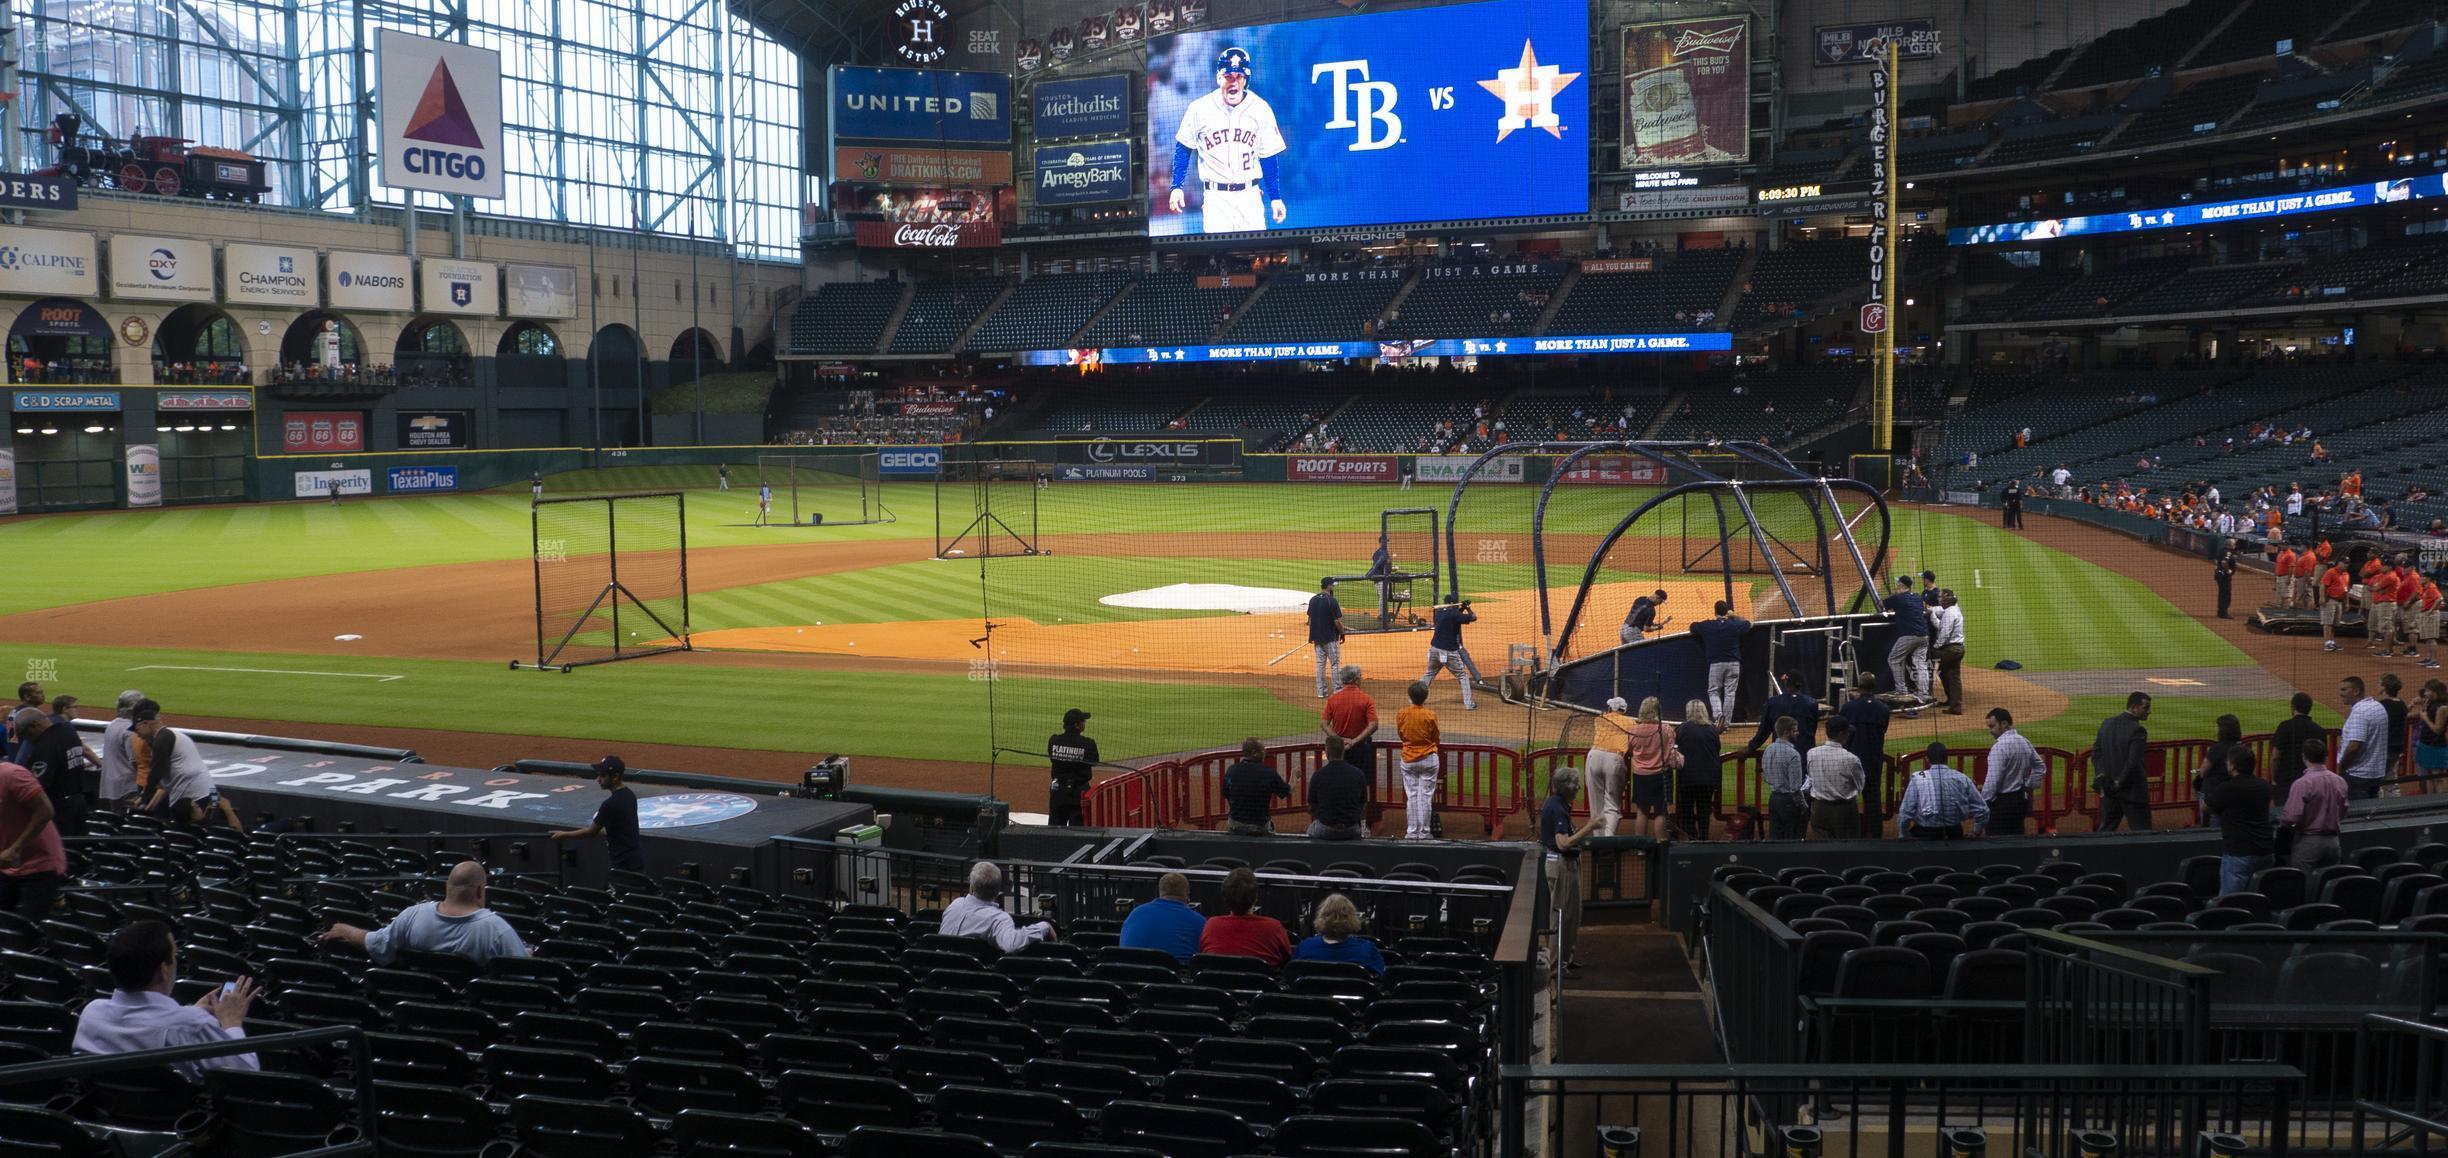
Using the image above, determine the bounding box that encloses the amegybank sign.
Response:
[377,30,505,200]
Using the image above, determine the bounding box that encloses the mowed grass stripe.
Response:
[0,640,1315,762]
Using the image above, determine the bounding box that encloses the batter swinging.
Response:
[1167,47,1288,233]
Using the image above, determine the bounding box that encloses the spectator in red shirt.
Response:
[1322,666,1381,775]
[1196,866,1292,967]
[0,761,65,923]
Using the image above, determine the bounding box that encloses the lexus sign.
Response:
[1057,437,1238,467]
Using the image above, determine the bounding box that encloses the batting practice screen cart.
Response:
[517,491,692,671]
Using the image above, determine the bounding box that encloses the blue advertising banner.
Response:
[1018,331,1730,365]
[388,466,460,492]
[878,446,945,475]
[1145,0,1588,236]
[1813,19,1940,67]
[1036,141,1134,205]
[1951,174,2443,246]
[831,66,1012,144]
[11,390,120,411]
[1035,74,1132,139]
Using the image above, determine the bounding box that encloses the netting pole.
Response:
[605,496,623,658]
[676,491,691,645]
[529,501,544,669]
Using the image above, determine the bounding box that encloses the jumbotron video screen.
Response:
[1145,0,1590,236]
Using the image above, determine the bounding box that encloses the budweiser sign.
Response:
[1674,24,1745,56]
[857,220,1003,248]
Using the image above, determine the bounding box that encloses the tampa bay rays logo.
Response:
[636,792,760,829]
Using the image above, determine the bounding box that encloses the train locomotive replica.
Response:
[39,114,270,201]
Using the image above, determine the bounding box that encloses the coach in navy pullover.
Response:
[1882,576,1932,699]
[1749,673,1821,753]
[1220,739,1291,835]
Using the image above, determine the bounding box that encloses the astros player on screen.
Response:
[1167,47,1287,233]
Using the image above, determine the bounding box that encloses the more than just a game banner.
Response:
[1144,0,1588,237]
[1054,437,1240,467]
[1287,454,1396,482]
[1557,454,1666,485]
[1415,454,1525,483]
[1019,331,1732,365]
[0,448,15,516]
[1951,173,2448,246]
[294,469,373,498]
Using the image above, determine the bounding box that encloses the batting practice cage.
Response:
[1437,440,1890,753]
[757,452,890,527]
[935,455,1042,559]
[519,492,691,671]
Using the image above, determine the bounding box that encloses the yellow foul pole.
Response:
[1870,39,1899,455]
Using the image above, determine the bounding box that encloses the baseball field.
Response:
[0,467,2344,800]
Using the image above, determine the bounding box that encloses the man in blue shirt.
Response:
[1220,738,1290,835]
[1882,576,1931,700]
[1539,766,1600,974]
[1748,672,1820,754]
[1621,589,1667,645]
[1835,676,1892,823]
[549,756,645,874]
[1118,871,1206,962]
[1895,742,1989,840]
[1688,601,1751,728]
[1422,601,1479,710]
[1307,578,1345,699]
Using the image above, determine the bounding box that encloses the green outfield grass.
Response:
[0,483,2294,764]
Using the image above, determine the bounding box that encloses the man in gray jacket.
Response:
[2092,692,2154,831]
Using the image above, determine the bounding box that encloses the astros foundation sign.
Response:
[377,29,505,200]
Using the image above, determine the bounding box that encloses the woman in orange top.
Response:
[2342,469,2361,498]
[1623,696,1680,840]
[1394,682,1441,840]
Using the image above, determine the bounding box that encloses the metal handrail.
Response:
[0,1025,380,1151]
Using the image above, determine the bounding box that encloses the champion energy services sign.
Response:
[224,244,317,306]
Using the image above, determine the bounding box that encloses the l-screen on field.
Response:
[0,465,2293,795]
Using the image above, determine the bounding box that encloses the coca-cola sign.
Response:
[856,220,1003,248]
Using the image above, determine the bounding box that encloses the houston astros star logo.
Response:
[1478,39,1579,142]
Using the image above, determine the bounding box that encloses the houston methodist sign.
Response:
[378,30,506,200]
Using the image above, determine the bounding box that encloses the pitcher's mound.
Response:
[1099,583,1314,614]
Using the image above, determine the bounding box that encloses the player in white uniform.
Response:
[1167,47,1287,234]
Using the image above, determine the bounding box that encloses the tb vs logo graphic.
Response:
[1312,60,1402,151]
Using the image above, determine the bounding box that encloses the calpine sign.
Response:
[377,30,506,200]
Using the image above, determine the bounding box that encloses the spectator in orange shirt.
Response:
[2420,577,2443,669]
[2370,564,2404,657]
[2320,558,2354,652]
[2274,546,2300,609]
[2393,556,2425,658]
[1322,666,1380,778]
[1394,682,1441,840]
[2342,469,2361,499]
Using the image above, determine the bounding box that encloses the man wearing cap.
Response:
[100,690,144,809]
[1308,578,1345,699]
[1047,710,1099,827]
[1621,589,1667,646]
[12,708,87,837]
[133,704,236,830]
[548,757,644,874]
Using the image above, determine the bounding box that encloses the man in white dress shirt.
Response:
[938,861,1055,952]
[73,920,258,1079]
